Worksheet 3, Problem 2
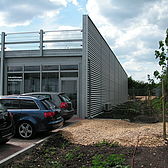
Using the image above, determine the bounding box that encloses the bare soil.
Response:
[3,119,168,168]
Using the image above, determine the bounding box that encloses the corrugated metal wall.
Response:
[83,15,128,118]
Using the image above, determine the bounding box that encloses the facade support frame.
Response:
[81,15,89,118]
[0,32,5,95]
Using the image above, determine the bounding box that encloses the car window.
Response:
[51,94,61,106]
[20,100,39,109]
[58,94,70,102]
[0,99,20,109]
[46,100,57,109]
[0,103,6,112]
[40,94,52,99]
[35,94,51,99]
[0,103,4,110]
[41,99,53,110]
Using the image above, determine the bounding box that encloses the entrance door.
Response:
[61,78,78,115]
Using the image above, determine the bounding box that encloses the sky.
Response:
[0,0,168,82]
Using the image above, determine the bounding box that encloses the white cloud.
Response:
[122,59,160,81]
[86,0,168,81]
[0,11,31,27]
[49,0,67,6]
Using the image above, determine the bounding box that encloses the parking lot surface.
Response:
[0,116,81,163]
[0,133,52,161]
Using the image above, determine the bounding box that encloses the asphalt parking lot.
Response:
[0,116,81,165]
[0,132,52,161]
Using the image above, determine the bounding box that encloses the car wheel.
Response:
[18,122,35,139]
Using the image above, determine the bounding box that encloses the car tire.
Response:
[17,121,35,139]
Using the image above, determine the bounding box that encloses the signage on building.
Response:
[8,76,22,81]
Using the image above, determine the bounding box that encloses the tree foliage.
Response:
[128,76,157,96]
[154,28,168,99]
[153,28,168,140]
[128,76,148,90]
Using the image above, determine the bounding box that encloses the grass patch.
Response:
[91,154,131,168]
[95,140,120,147]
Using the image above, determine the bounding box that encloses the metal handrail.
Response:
[4,41,39,45]
[45,29,82,33]
[6,31,39,35]
[0,29,83,51]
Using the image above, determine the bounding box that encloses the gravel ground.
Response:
[4,119,168,168]
[62,119,167,147]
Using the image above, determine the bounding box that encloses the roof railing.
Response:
[0,29,83,52]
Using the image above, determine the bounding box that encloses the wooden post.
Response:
[162,79,166,140]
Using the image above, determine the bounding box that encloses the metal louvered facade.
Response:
[82,15,128,118]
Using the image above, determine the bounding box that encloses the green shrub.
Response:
[91,154,131,168]
[49,160,62,168]
[65,147,79,160]
[151,97,168,114]
[65,152,75,160]
[95,140,120,147]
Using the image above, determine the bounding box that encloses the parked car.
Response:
[0,96,63,139]
[21,92,75,121]
[0,103,15,144]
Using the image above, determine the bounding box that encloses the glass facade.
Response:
[24,66,40,71]
[60,65,78,70]
[42,65,59,71]
[61,80,77,113]
[7,64,78,95]
[8,66,23,72]
[24,73,40,92]
[60,72,78,77]
[7,73,23,95]
[42,72,59,92]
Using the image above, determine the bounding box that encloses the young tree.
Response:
[154,28,168,140]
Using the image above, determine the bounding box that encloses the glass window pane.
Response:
[61,80,77,113]
[41,100,55,110]
[42,72,59,92]
[0,99,20,109]
[60,72,78,77]
[24,66,40,71]
[20,100,38,109]
[42,65,59,71]
[8,66,23,72]
[51,94,61,106]
[24,73,40,92]
[41,100,50,110]
[60,65,78,70]
[7,73,23,95]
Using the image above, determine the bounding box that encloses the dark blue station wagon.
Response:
[0,96,63,139]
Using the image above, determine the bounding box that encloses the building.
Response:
[0,15,128,119]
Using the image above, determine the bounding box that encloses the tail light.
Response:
[44,111,55,118]
[60,102,69,109]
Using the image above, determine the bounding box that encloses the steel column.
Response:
[40,29,44,56]
[0,32,5,95]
